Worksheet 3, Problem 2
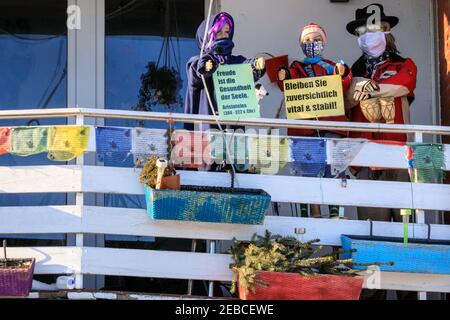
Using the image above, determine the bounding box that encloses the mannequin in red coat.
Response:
[278,23,352,138]
[345,4,418,222]
[277,23,352,219]
[345,3,418,301]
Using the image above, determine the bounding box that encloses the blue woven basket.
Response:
[144,185,271,225]
[341,235,450,274]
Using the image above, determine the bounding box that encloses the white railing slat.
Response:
[6,247,82,274]
[83,167,450,211]
[2,206,450,245]
[5,246,450,293]
[0,166,82,194]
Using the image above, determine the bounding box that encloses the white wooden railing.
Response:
[1,108,450,299]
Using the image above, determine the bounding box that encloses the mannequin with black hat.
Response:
[345,3,417,142]
[345,3,418,301]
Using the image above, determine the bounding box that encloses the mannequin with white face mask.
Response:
[357,31,389,58]
[345,3,418,302]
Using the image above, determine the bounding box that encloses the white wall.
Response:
[220,0,436,127]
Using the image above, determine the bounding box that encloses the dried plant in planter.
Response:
[229,230,390,295]
[1,260,33,270]
[139,156,175,189]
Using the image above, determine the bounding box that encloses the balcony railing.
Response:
[0,108,450,299]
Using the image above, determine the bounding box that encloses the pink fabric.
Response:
[300,23,328,45]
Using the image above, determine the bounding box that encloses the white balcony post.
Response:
[208,240,216,298]
[413,132,426,225]
[74,114,85,289]
[67,0,106,290]
[414,132,427,300]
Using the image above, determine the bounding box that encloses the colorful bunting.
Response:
[209,132,249,171]
[405,146,414,178]
[407,143,446,183]
[0,128,11,155]
[10,127,48,156]
[171,130,211,168]
[3,123,443,184]
[248,135,289,175]
[326,139,367,176]
[47,126,90,161]
[290,138,327,177]
[96,127,132,163]
[132,128,169,162]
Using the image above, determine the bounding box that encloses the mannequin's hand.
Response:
[334,63,346,76]
[254,57,265,71]
[353,91,372,102]
[356,79,379,93]
[278,69,287,81]
[205,60,214,72]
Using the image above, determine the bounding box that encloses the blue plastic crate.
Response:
[144,185,271,225]
[341,235,450,274]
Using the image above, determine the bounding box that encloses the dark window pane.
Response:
[0,0,68,232]
[106,0,204,123]
[104,0,204,214]
[0,0,67,112]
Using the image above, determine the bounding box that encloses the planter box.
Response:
[0,258,35,297]
[239,272,363,300]
[144,185,271,225]
[341,235,450,274]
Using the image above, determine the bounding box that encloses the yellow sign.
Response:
[284,74,345,120]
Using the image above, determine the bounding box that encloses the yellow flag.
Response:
[47,126,90,161]
[248,135,289,175]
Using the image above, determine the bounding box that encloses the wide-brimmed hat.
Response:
[346,3,399,35]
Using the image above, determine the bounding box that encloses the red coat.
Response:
[347,53,417,142]
[278,59,352,137]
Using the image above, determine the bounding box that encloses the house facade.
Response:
[0,0,449,299]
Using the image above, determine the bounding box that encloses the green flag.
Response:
[10,127,48,156]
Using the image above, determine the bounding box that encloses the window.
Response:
[0,0,68,241]
[103,0,205,294]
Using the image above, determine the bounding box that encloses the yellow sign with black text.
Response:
[284,75,345,120]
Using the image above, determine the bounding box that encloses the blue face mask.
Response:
[302,41,324,59]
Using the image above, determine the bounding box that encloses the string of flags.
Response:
[0,125,446,181]
[405,143,446,183]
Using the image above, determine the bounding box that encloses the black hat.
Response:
[346,3,399,35]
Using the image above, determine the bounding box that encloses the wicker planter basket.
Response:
[0,258,35,297]
[239,272,364,300]
[144,185,271,225]
[341,221,450,274]
[341,235,450,274]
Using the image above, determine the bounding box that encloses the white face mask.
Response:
[357,31,388,58]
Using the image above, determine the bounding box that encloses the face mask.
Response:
[209,38,235,57]
[357,31,388,58]
[302,41,324,58]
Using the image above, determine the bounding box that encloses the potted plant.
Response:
[139,156,180,191]
[0,241,35,297]
[229,231,373,300]
[134,62,183,112]
[141,159,271,225]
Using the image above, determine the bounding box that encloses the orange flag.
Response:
[0,128,11,155]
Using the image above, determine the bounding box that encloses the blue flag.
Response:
[96,127,132,163]
[290,138,327,177]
